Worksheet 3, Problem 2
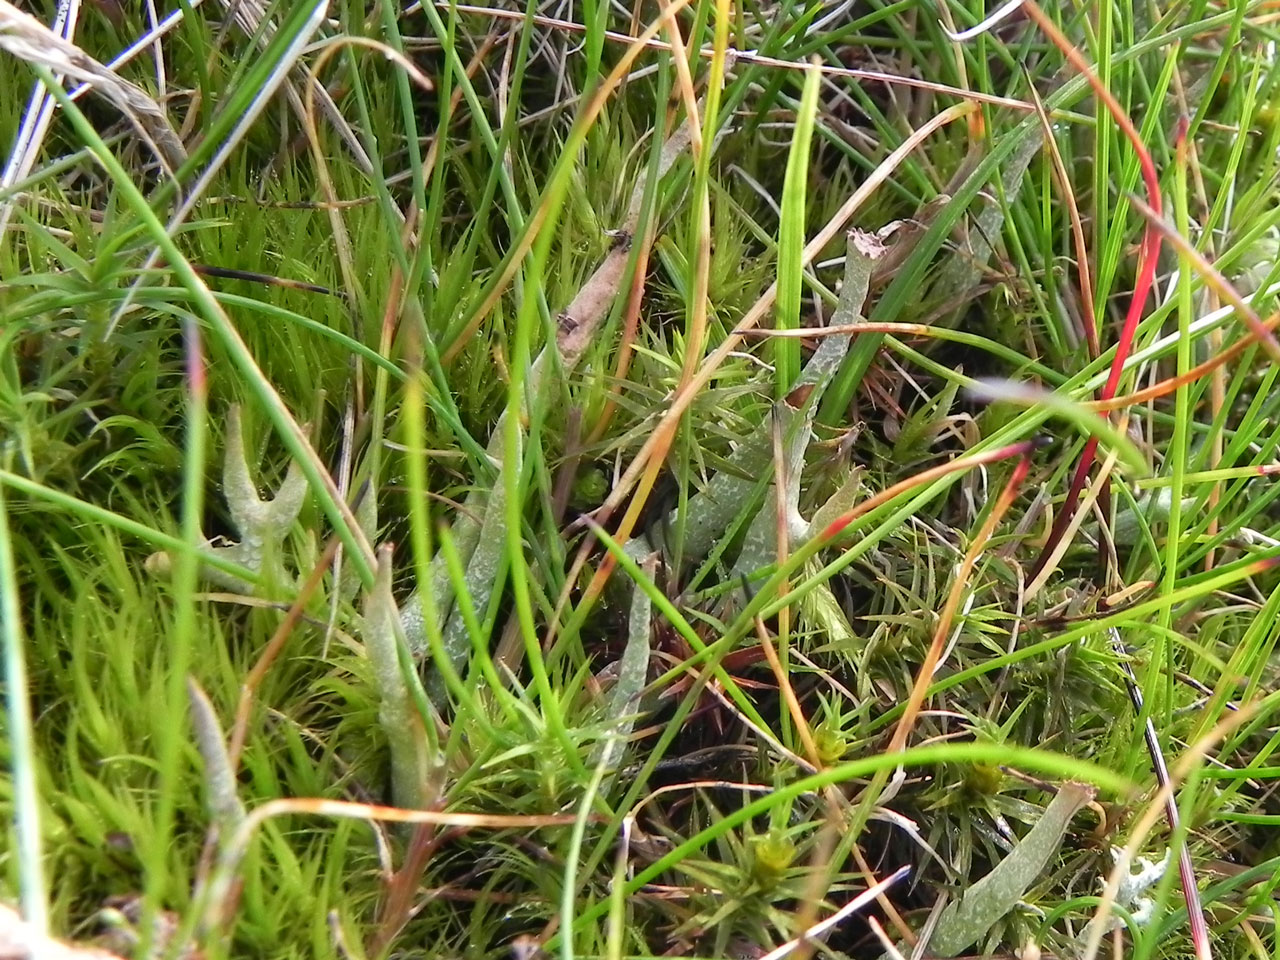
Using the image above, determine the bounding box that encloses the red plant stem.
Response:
[1022,1,1164,582]
[1014,17,1209,955]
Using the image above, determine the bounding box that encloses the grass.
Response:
[4,0,1280,957]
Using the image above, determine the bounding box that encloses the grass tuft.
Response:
[4,2,1280,958]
